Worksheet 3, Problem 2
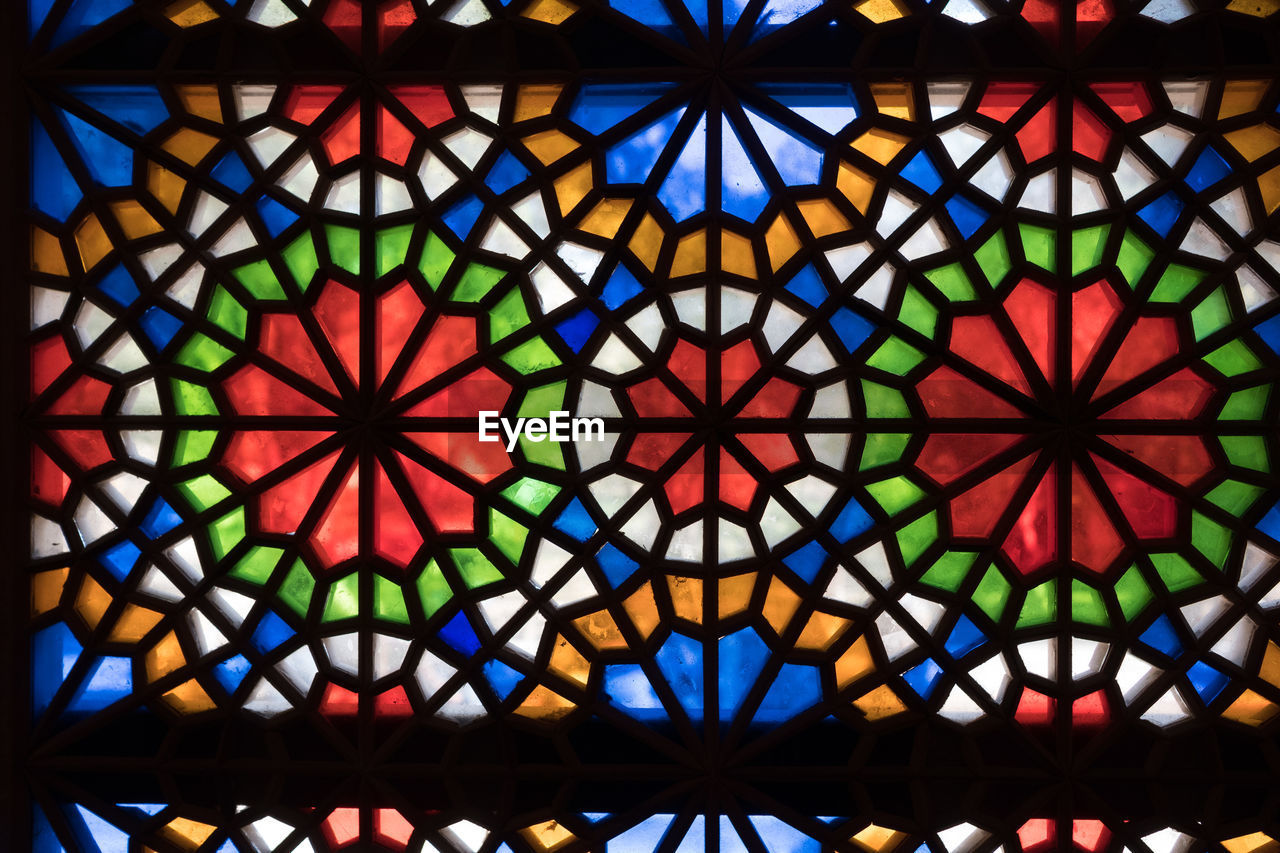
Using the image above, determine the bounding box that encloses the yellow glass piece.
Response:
[853,683,906,721]
[835,636,875,689]
[854,0,909,23]
[667,575,703,624]
[74,575,111,630]
[573,609,629,651]
[720,229,757,279]
[515,84,564,123]
[523,129,579,164]
[795,611,851,651]
[75,213,112,272]
[146,631,187,681]
[520,820,577,852]
[108,604,164,643]
[162,128,219,166]
[514,684,576,720]
[31,227,69,277]
[837,162,875,215]
[176,84,223,123]
[148,162,187,214]
[629,212,665,271]
[548,634,591,687]
[797,198,852,238]
[161,679,216,714]
[579,197,633,237]
[1225,124,1280,161]
[762,576,801,635]
[718,572,756,620]
[870,83,916,121]
[765,214,800,272]
[1259,164,1280,214]
[522,0,579,23]
[671,229,708,276]
[165,0,220,26]
[851,824,909,853]
[1219,80,1270,119]
[112,200,163,240]
[555,162,594,216]
[1223,831,1280,853]
[852,128,909,165]
[161,818,217,851]
[1260,641,1280,687]
[1227,0,1280,14]
[1222,689,1280,726]
[623,582,661,639]
[32,568,69,615]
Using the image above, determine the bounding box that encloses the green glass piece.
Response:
[861,381,911,418]
[173,430,218,466]
[325,225,361,275]
[177,474,231,512]
[281,231,320,292]
[1190,288,1231,340]
[207,286,247,339]
[1116,230,1154,288]
[453,262,507,302]
[1204,340,1263,377]
[489,509,529,564]
[519,433,566,469]
[491,289,531,341]
[323,573,360,621]
[501,337,560,373]
[919,551,977,592]
[1150,263,1205,302]
[896,512,937,567]
[898,287,937,338]
[1070,579,1108,626]
[1219,435,1269,471]
[1191,511,1232,567]
[175,334,233,371]
[517,382,567,419]
[374,574,411,624]
[1016,579,1056,628]
[1207,479,1266,516]
[419,230,456,290]
[172,380,219,415]
[1070,224,1108,276]
[416,559,453,618]
[232,259,286,300]
[867,338,926,375]
[1018,223,1056,272]
[860,433,910,470]
[924,263,976,302]
[277,559,315,617]
[1151,552,1203,592]
[209,508,245,561]
[866,476,925,516]
[451,548,505,589]
[973,230,1011,286]
[1114,565,1153,621]
[376,224,415,277]
[229,545,285,586]
[501,477,561,514]
[971,565,1011,623]
[1218,385,1269,420]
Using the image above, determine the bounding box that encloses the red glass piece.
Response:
[950,452,1037,538]
[377,281,425,384]
[396,315,478,398]
[312,463,361,566]
[374,458,422,568]
[32,444,70,505]
[1004,278,1056,385]
[223,430,331,483]
[627,432,689,470]
[1101,434,1212,487]
[1020,0,1059,43]
[377,102,416,166]
[48,376,111,415]
[389,85,454,130]
[320,683,360,715]
[916,433,1022,486]
[321,808,361,849]
[260,313,340,394]
[49,429,113,472]
[664,448,704,515]
[950,315,1032,394]
[1069,463,1124,573]
[1093,316,1179,398]
[1102,368,1215,420]
[322,102,363,165]
[628,377,693,418]
[378,0,418,52]
[315,280,361,385]
[1072,689,1110,727]
[321,0,363,53]
[1094,455,1176,539]
[1016,98,1057,163]
[738,377,801,418]
[668,339,707,402]
[1076,0,1114,48]
[1015,688,1056,725]
[1002,463,1058,574]
[374,687,414,718]
[226,365,334,416]
[720,339,760,404]
[1070,279,1121,386]
[402,454,474,533]
[374,807,415,850]
[738,433,800,471]
[1072,820,1111,852]
[917,366,1026,419]
[1072,100,1111,162]
[408,368,510,418]
[284,86,343,125]
[1017,818,1056,852]
[31,335,71,399]
[1088,82,1153,122]
[977,82,1038,122]
[719,447,757,511]
[257,451,341,534]
[408,432,511,483]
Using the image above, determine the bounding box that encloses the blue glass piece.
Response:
[67,656,132,713]
[721,115,771,221]
[1258,498,1280,539]
[58,108,134,187]
[119,804,167,817]
[755,663,822,723]
[32,119,82,219]
[1137,191,1184,237]
[439,611,482,655]
[602,263,644,309]
[830,307,875,353]
[608,0,686,41]
[743,106,823,185]
[571,83,676,136]
[1255,316,1280,357]
[606,106,688,184]
[33,805,62,853]
[97,264,140,308]
[944,615,986,657]
[752,0,825,40]
[606,815,675,852]
[603,664,667,722]
[1140,614,1184,658]
[98,540,141,581]
[214,654,252,693]
[596,543,638,587]
[67,85,169,135]
[672,816,706,853]
[684,0,710,34]
[140,307,183,351]
[73,805,129,853]
[582,813,611,823]
[32,622,81,712]
[442,195,484,239]
[655,633,704,721]
[256,196,298,237]
[720,816,749,853]
[782,540,827,583]
[556,309,599,353]
[902,151,944,194]
[30,0,57,38]
[482,659,523,700]
[760,83,859,133]
[554,497,597,541]
[140,498,182,539]
[748,816,820,853]
[212,152,254,193]
[830,499,872,542]
[718,628,769,721]
[1185,146,1231,193]
[945,194,987,239]
[658,112,708,221]
[250,611,294,653]
[723,0,750,34]
[784,265,827,307]
[902,657,943,699]
[51,0,133,48]
[1186,660,1229,704]
[485,151,531,195]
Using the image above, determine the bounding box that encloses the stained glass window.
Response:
[18,0,1280,851]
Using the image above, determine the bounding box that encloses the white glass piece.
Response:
[1164,80,1209,117]
[246,0,298,26]
[242,816,294,853]
[876,190,917,237]
[620,499,660,549]
[372,634,411,681]
[323,633,360,678]
[785,475,838,513]
[938,123,988,166]
[1017,637,1056,680]
[1236,265,1278,313]
[593,334,642,373]
[98,334,148,374]
[1114,148,1156,200]
[100,472,147,512]
[938,686,984,724]
[74,300,113,350]
[875,611,915,661]
[442,820,490,853]
[31,514,68,558]
[376,173,413,215]
[121,379,162,416]
[530,261,575,313]
[900,593,945,634]
[188,609,227,656]
[1211,617,1255,667]
[324,171,361,213]
[419,150,459,200]
[277,647,318,694]
[442,0,492,25]
[1239,541,1278,590]
[442,126,493,170]
[1141,124,1193,168]
[577,380,622,418]
[589,473,641,516]
[512,192,551,238]
[507,611,546,660]
[928,82,971,120]
[806,432,849,469]
[809,382,852,418]
[942,0,991,23]
[210,218,257,256]
[720,286,757,332]
[478,590,525,633]
[1140,828,1193,853]
[529,539,574,588]
[1116,650,1161,704]
[760,497,802,547]
[461,84,503,123]
[855,263,894,310]
[574,431,618,471]
[1179,218,1229,260]
[969,149,1013,200]
[555,241,605,284]
[824,566,873,608]
[479,217,530,259]
[970,654,1012,702]
[74,498,114,545]
[936,823,987,853]
[672,288,707,330]
[718,518,755,562]
[855,542,892,588]
[627,304,664,350]
[665,522,703,562]
[1141,685,1192,728]
[1141,0,1195,24]
[165,537,203,583]
[1179,595,1231,636]
[415,650,458,698]
[899,217,949,260]
[209,587,254,625]
[275,153,319,202]
[1019,169,1056,214]
[1214,187,1253,236]
[1070,169,1106,215]
[233,84,276,121]
[823,241,871,282]
[140,243,183,280]
[1071,637,1108,681]
[763,301,804,352]
[31,287,69,329]
[166,263,204,309]
[436,682,488,723]
[246,126,296,169]
[243,677,290,717]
